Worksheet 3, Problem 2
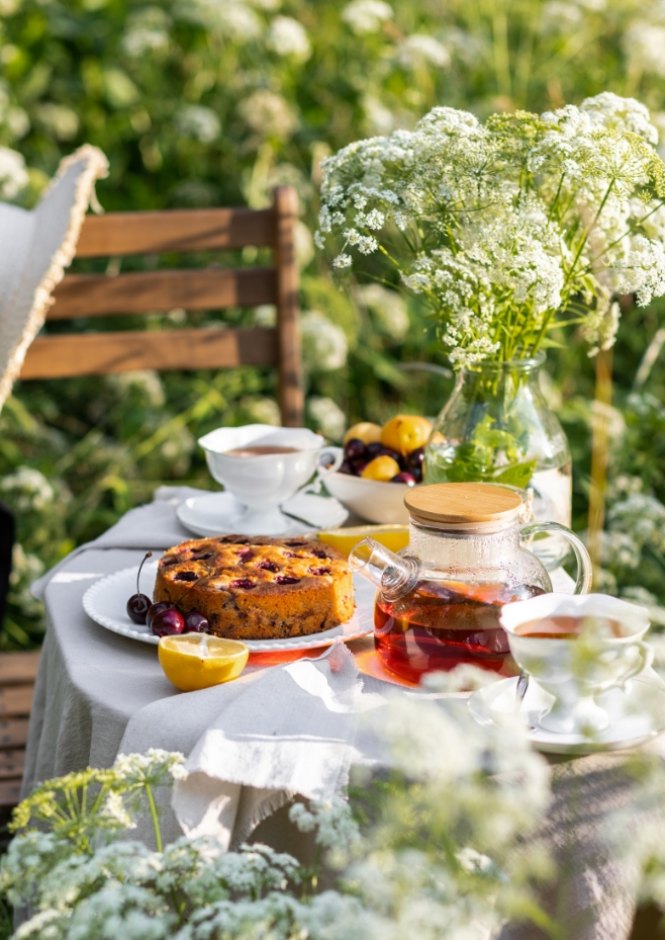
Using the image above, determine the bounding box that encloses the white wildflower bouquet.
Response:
[317,93,665,368]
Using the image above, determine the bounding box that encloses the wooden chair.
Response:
[0,186,303,817]
[0,652,38,822]
[19,185,303,426]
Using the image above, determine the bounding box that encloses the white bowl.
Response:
[321,470,415,524]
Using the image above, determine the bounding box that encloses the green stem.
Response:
[145,784,163,852]
[89,782,111,817]
[562,178,616,292]
[547,171,567,222]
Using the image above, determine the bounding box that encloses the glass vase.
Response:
[423,352,572,527]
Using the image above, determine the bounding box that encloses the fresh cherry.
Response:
[365,441,384,459]
[343,438,366,461]
[127,551,153,624]
[406,446,425,480]
[349,457,369,476]
[146,601,171,629]
[185,610,210,633]
[391,471,417,485]
[151,606,186,637]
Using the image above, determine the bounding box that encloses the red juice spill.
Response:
[374,579,545,683]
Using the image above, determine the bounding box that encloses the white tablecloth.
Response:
[23,488,665,940]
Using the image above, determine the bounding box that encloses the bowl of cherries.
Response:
[321,415,432,525]
[126,552,211,637]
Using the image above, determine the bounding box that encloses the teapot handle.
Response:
[520,522,593,595]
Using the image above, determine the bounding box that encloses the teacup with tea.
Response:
[500,593,653,735]
[198,424,342,533]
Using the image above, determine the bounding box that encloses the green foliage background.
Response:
[1,0,664,647]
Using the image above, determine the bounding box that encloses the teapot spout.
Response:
[348,538,420,601]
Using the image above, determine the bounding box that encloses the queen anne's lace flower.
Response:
[0,468,55,514]
[307,395,346,441]
[317,94,665,367]
[301,310,349,371]
[397,34,451,69]
[174,105,221,143]
[0,145,28,199]
[266,16,311,60]
[342,0,393,34]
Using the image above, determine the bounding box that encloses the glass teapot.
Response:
[349,482,592,683]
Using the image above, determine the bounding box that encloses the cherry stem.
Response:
[136,551,153,594]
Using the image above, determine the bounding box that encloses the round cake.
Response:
[153,534,355,640]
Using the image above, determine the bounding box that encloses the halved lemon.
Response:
[317,524,409,557]
[158,634,249,692]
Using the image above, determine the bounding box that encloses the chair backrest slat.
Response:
[47,268,277,319]
[21,326,278,378]
[73,207,276,256]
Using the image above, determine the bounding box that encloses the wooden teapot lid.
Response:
[404,482,523,526]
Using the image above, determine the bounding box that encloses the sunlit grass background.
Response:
[0,0,664,648]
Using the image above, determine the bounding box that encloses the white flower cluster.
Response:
[237,89,298,139]
[356,282,410,339]
[107,371,166,409]
[307,395,346,441]
[318,94,665,367]
[290,796,362,858]
[174,105,221,144]
[0,467,55,514]
[342,0,393,35]
[332,693,552,938]
[397,34,450,70]
[0,145,28,200]
[8,545,45,619]
[266,16,311,61]
[301,309,349,372]
[120,7,173,58]
[0,684,553,940]
[601,491,665,573]
[178,0,263,42]
[112,749,188,786]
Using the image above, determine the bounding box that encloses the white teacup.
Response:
[198,424,342,533]
[500,593,653,735]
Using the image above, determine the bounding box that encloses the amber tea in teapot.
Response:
[349,482,592,684]
[374,577,544,682]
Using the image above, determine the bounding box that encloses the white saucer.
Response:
[467,669,665,754]
[177,490,348,538]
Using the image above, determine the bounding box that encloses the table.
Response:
[23,487,390,850]
[22,487,663,940]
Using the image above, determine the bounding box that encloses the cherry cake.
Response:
[154,535,355,640]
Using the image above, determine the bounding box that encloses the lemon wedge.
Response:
[317,523,409,557]
[158,634,249,692]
